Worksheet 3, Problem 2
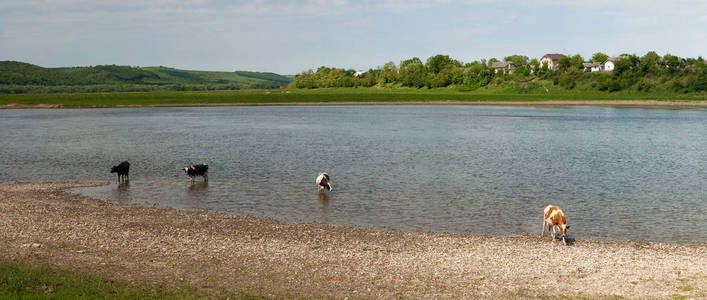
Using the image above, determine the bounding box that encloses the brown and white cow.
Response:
[541,205,570,245]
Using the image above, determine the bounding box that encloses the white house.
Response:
[540,54,565,70]
[490,61,516,74]
[603,56,628,72]
[353,71,366,77]
[582,62,603,72]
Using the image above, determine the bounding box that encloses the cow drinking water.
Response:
[316,172,332,192]
[542,205,570,245]
[110,161,130,183]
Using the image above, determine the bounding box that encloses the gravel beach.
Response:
[1,182,705,298]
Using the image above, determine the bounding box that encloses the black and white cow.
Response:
[316,172,332,192]
[110,161,130,183]
[184,164,208,182]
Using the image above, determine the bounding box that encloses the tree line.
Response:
[293,52,707,93]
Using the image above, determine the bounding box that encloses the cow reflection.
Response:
[112,181,131,204]
[188,181,209,191]
[117,181,130,191]
[317,190,331,219]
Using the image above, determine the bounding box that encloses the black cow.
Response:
[184,164,208,182]
[110,161,130,183]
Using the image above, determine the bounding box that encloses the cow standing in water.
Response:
[184,164,208,182]
[110,161,130,183]
[542,205,570,245]
[316,172,333,192]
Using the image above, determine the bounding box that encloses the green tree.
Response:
[399,57,427,88]
[528,59,540,74]
[434,64,464,87]
[558,71,578,89]
[503,55,529,68]
[662,54,682,74]
[569,54,585,70]
[591,52,609,63]
[639,51,661,75]
[377,61,399,85]
[425,55,461,74]
[557,56,571,72]
[294,70,316,89]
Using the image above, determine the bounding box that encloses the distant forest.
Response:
[293,52,707,94]
[0,61,293,94]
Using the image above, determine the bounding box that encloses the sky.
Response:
[1,0,706,74]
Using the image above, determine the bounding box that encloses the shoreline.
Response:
[7,180,703,246]
[2,100,707,109]
[2,182,706,298]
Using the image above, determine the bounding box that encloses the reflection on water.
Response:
[186,182,209,203]
[118,181,130,190]
[2,106,706,243]
[188,181,209,191]
[110,182,132,204]
[317,191,332,222]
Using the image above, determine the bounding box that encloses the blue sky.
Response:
[1,0,706,74]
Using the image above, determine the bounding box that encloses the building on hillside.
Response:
[603,56,628,72]
[582,62,603,72]
[540,54,565,70]
[674,57,687,69]
[490,61,516,74]
[353,71,367,77]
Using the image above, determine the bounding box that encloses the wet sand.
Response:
[1,100,707,109]
[1,182,705,298]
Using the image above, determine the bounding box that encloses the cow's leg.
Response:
[541,220,546,237]
[551,225,557,241]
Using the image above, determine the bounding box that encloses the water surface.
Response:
[1,105,705,243]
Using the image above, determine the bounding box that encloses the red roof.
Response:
[541,54,565,60]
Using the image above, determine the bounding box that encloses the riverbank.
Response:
[1,182,706,298]
[3,100,707,109]
[1,88,707,109]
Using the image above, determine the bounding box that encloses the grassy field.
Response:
[1,87,706,108]
[0,259,252,299]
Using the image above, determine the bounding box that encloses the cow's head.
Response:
[111,166,118,173]
[559,223,570,238]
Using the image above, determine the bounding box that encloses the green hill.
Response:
[142,66,293,86]
[0,61,292,93]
